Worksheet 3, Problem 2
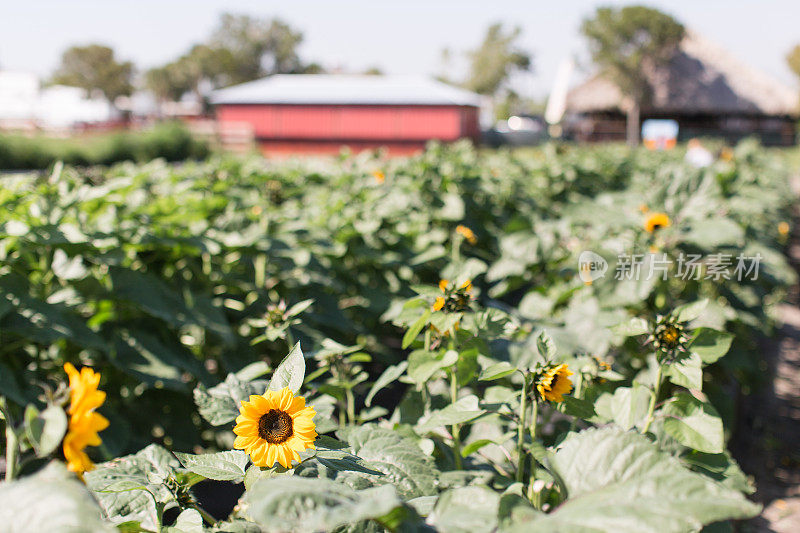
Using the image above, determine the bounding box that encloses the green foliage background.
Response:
[0,139,796,531]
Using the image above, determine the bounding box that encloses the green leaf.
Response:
[689,328,733,364]
[286,298,314,317]
[673,299,709,323]
[243,477,402,532]
[667,352,704,390]
[0,361,26,405]
[407,349,458,385]
[365,362,407,407]
[163,509,204,533]
[663,393,724,453]
[113,329,207,390]
[402,309,432,349]
[460,439,495,457]
[174,450,249,482]
[336,425,440,498]
[684,219,744,249]
[24,404,68,457]
[85,444,181,530]
[561,395,597,420]
[109,267,190,327]
[610,384,650,430]
[268,342,305,393]
[479,362,516,381]
[194,372,265,426]
[535,330,556,360]
[0,463,113,532]
[505,427,759,532]
[612,317,650,336]
[428,486,500,533]
[416,395,486,433]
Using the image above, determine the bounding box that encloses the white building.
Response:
[0,71,117,131]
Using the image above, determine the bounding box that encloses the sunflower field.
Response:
[0,139,796,532]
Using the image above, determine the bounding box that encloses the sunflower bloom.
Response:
[233,387,316,469]
[536,364,573,403]
[433,296,446,311]
[644,212,671,233]
[778,221,790,236]
[372,170,385,184]
[456,225,477,244]
[63,363,109,478]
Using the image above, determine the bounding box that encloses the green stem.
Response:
[451,233,463,264]
[515,375,529,483]
[345,387,356,425]
[338,402,346,429]
[450,367,462,470]
[191,504,217,526]
[568,373,584,433]
[526,398,539,504]
[2,401,18,481]
[642,365,664,435]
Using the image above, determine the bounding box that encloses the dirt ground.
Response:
[732,177,800,532]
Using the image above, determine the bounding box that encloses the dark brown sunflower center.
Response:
[660,326,680,347]
[258,409,293,444]
[549,373,561,390]
[652,223,663,230]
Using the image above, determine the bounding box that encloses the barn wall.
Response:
[216,104,480,144]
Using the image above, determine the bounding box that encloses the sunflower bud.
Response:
[648,314,690,363]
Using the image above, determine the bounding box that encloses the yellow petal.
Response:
[278,387,294,411]
[265,445,277,467]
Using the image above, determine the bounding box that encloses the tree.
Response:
[787,44,800,110]
[144,13,309,103]
[145,45,236,104]
[581,6,685,146]
[463,23,531,96]
[51,44,133,102]
[209,13,304,84]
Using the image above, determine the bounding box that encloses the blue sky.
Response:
[1,0,798,98]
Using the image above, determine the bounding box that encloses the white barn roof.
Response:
[211,74,482,107]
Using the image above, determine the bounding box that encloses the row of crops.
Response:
[0,140,796,532]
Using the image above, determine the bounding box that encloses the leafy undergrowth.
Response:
[0,140,796,531]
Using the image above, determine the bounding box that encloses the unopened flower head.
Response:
[644,212,671,233]
[432,279,473,312]
[456,225,477,244]
[648,314,691,363]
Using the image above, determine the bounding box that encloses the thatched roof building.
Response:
[566,32,799,145]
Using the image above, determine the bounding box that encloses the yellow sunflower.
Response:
[536,364,573,403]
[456,225,478,244]
[63,363,109,478]
[233,387,316,469]
[372,170,385,184]
[644,212,671,233]
[778,221,790,236]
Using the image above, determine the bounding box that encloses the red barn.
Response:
[211,75,482,155]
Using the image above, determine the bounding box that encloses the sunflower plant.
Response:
[2,141,793,532]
